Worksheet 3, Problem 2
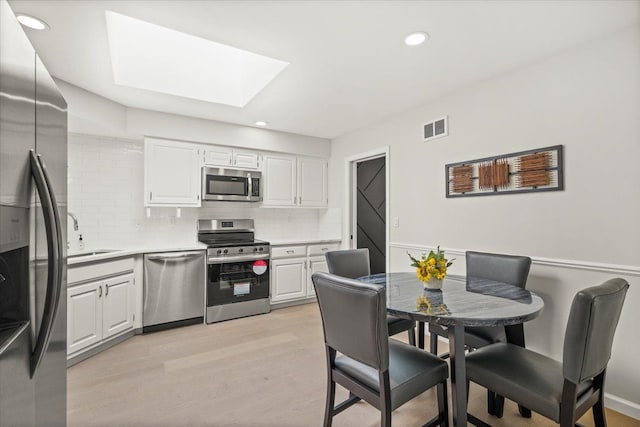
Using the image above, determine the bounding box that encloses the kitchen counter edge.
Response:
[67,245,207,265]
[267,238,342,246]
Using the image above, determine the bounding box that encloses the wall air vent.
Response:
[423,116,448,141]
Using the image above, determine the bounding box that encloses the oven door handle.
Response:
[207,253,269,264]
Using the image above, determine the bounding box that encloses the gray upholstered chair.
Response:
[428,250,531,416]
[465,278,629,427]
[311,271,449,427]
[325,248,417,346]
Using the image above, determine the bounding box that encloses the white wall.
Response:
[55,79,330,158]
[330,26,640,416]
[58,78,337,250]
[67,134,341,250]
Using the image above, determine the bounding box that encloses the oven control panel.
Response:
[206,244,270,265]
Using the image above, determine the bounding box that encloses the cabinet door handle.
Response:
[98,285,102,298]
[321,247,329,251]
[150,192,153,201]
[105,284,109,296]
[293,196,297,204]
[286,250,295,254]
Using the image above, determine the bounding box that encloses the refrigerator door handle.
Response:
[29,150,63,377]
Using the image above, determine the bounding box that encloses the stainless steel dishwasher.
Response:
[143,250,205,332]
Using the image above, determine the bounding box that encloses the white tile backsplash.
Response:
[67,134,341,250]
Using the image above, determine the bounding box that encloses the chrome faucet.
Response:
[67,212,79,231]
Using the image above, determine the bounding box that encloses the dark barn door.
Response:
[356,157,386,274]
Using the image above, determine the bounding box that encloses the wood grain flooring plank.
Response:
[68,303,639,427]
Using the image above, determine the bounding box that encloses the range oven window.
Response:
[207,259,269,306]
[206,175,249,197]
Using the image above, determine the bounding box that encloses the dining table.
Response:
[358,272,544,427]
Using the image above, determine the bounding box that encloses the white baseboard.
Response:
[605,393,640,420]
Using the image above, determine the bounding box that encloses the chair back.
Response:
[563,278,628,384]
[325,248,371,279]
[466,251,531,288]
[312,271,389,371]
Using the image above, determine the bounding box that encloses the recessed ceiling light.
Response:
[404,31,428,46]
[255,121,268,126]
[16,14,49,31]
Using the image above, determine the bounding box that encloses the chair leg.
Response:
[381,404,392,427]
[430,331,439,355]
[593,371,607,427]
[494,394,505,418]
[487,390,495,415]
[517,405,531,418]
[408,326,416,346]
[324,379,336,427]
[437,381,450,427]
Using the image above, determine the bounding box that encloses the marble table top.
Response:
[359,272,544,327]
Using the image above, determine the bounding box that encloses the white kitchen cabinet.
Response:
[102,274,134,340]
[144,137,201,207]
[270,242,340,303]
[263,154,297,206]
[262,154,328,207]
[298,157,328,207]
[67,258,136,358]
[203,145,259,169]
[67,280,102,354]
[271,258,307,302]
[306,257,329,297]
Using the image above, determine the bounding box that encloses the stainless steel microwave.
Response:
[202,167,262,202]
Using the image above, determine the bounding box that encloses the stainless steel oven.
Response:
[202,167,262,202]
[198,219,270,323]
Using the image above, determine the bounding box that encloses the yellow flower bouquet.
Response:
[407,247,453,289]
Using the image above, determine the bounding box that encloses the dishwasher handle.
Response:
[146,252,204,262]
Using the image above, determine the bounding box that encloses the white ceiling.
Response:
[8,0,639,139]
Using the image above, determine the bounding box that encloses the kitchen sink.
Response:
[68,250,117,259]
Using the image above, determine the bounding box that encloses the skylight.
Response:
[105,11,289,108]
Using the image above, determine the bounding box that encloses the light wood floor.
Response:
[68,303,638,427]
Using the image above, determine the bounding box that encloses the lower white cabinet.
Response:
[102,274,135,340]
[67,281,103,354]
[306,256,329,297]
[270,242,339,303]
[271,258,307,303]
[67,258,135,358]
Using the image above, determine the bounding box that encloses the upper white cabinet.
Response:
[298,157,328,207]
[263,154,328,207]
[144,138,201,207]
[263,154,297,206]
[203,146,259,170]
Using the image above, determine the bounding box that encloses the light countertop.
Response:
[67,238,341,265]
[266,238,342,246]
[67,244,207,265]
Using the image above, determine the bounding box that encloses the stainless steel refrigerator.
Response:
[0,0,68,425]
